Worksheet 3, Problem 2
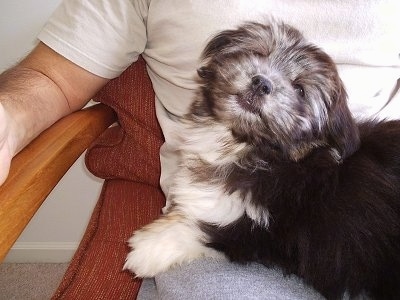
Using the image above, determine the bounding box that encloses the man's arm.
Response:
[0,42,110,184]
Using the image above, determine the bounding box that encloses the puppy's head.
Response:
[193,21,360,161]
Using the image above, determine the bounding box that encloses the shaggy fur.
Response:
[124,21,400,299]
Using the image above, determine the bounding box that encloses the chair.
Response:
[0,57,165,299]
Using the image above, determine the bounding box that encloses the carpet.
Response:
[0,263,68,300]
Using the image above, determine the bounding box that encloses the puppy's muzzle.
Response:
[252,75,273,96]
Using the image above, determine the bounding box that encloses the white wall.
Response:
[1,1,103,262]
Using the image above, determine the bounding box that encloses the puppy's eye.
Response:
[293,84,305,98]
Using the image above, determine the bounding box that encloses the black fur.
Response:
[202,120,400,299]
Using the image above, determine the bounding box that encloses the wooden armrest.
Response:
[0,103,116,262]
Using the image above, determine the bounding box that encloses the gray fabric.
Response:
[137,258,325,300]
[138,278,160,300]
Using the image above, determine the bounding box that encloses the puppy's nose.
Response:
[251,75,273,95]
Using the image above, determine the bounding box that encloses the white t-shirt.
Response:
[38,0,400,196]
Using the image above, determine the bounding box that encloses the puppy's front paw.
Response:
[124,228,184,277]
[123,214,222,277]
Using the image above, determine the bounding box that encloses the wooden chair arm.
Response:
[0,103,116,262]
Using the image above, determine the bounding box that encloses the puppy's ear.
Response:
[202,32,234,59]
[197,67,214,79]
[327,82,360,160]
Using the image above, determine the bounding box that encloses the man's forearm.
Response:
[0,65,72,154]
[0,43,109,185]
[0,42,110,155]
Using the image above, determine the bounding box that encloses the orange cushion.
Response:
[86,57,164,187]
[53,57,165,299]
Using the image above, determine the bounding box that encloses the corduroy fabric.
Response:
[53,57,165,299]
[52,180,165,299]
[86,57,164,187]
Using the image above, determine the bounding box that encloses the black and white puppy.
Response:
[124,21,400,300]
